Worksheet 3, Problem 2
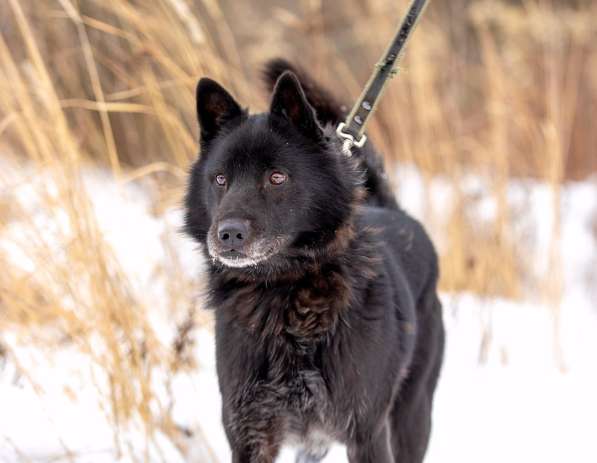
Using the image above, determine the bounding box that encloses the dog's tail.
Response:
[262,58,345,127]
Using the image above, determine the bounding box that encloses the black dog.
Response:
[184,59,444,463]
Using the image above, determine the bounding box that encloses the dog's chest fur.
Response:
[212,264,360,444]
[213,263,352,340]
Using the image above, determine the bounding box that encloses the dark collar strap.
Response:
[337,0,429,155]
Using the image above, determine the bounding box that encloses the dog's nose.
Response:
[217,219,250,249]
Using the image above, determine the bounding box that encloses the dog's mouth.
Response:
[219,249,246,259]
[207,235,288,268]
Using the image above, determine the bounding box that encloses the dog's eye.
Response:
[215,174,227,186]
[269,172,287,185]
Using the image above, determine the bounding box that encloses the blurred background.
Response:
[0,0,595,462]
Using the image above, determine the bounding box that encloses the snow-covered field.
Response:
[1,165,595,462]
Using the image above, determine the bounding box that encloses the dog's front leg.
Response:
[229,439,280,463]
[347,423,394,463]
[223,407,282,463]
[230,447,276,463]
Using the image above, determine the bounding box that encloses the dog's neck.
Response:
[207,215,380,341]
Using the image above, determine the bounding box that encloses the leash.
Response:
[336,0,430,156]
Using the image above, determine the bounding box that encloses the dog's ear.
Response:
[270,71,323,140]
[196,78,245,143]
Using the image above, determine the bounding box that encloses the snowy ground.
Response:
[0,164,596,462]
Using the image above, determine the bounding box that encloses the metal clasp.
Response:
[336,122,367,156]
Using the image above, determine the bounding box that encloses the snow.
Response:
[429,294,597,463]
[0,163,596,462]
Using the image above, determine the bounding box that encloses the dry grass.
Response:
[0,0,595,459]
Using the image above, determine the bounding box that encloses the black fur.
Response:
[184,59,444,463]
[262,59,397,210]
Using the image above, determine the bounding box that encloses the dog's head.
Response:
[184,71,363,270]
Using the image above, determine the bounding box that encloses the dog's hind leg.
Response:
[390,292,444,463]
